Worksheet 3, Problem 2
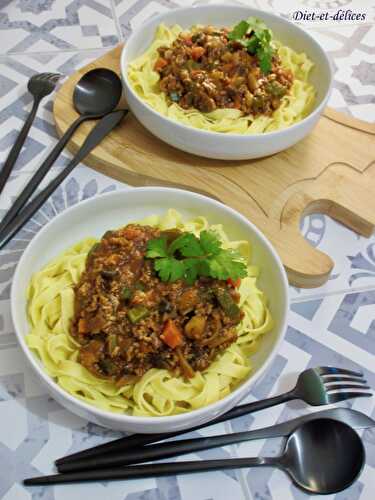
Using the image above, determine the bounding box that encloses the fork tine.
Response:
[327,391,372,404]
[326,384,371,391]
[322,376,368,384]
[315,366,364,377]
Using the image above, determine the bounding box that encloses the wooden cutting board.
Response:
[53,45,375,288]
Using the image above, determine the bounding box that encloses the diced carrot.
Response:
[78,318,88,334]
[191,46,205,61]
[233,96,242,109]
[227,278,241,288]
[154,57,168,71]
[161,319,183,349]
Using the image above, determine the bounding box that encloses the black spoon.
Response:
[0,68,122,238]
[24,418,365,494]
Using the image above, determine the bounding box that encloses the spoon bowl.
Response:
[73,68,123,116]
[283,418,365,494]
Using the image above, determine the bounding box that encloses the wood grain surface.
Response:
[53,45,375,288]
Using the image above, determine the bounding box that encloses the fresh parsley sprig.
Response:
[146,230,247,285]
[228,16,274,74]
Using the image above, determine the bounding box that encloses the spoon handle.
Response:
[0,97,41,197]
[56,390,296,467]
[0,114,87,237]
[58,420,289,473]
[0,110,127,250]
[25,456,277,486]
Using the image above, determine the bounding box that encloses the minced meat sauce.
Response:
[154,26,293,115]
[71,224,243,384]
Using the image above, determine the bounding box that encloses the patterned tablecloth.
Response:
[0,1,374,499]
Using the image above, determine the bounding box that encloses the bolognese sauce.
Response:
[71,224,243,383]
[154,26,293,115]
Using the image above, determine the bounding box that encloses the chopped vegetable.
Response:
[161,319,183,348]
[78,318,88,334]
[184,315,206,339]
[214,288,241,319]
[107,334,118,356]
[146,230,247,285]
[127,306,149,324]
[191,46,205,61]
[154,57,168,71]
[121,286,133,301]
[227,277,241,288]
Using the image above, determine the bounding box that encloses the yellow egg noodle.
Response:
[128,24,316,134]
[26,210,273,416]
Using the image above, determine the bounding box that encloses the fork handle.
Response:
[0,97,41,197]
[212,390,296,423]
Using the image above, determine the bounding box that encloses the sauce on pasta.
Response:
[26,211,273,416]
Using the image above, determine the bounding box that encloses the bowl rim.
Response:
[11,186,289,425]
[120,3,333,140]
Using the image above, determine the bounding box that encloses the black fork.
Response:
[0,72,62,197]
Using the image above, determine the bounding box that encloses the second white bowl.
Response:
[121,4,332,160]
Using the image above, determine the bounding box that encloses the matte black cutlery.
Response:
[57,407,374,473]
[0,68,122,241]
[0,109,128,250]
[56,366,371,467]
[0,72,62,196]
[24,418,366,494]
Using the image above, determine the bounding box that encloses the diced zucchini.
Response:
[107,334,118,356]
[127,306,149,324]
[121,286,133,301]
[214,288,240,319]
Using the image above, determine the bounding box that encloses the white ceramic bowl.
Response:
[11,188,289,433]
[121,4,332,160]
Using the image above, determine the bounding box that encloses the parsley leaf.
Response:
[168,232,204,257]
[208,250,247,281]
[246,17,267,33]
[199,230,221,255]
[155,257,185,282]
[227,20,249,41]
[228,16,274,74]
[257,41,273,74]
[146,236,168,258]
[146,231,247,284]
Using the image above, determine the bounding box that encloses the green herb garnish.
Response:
[146,230,247,285]
[228,16,274,74]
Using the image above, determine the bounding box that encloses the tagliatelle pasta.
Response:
[127,23,316,134]
[26,210,273,416]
